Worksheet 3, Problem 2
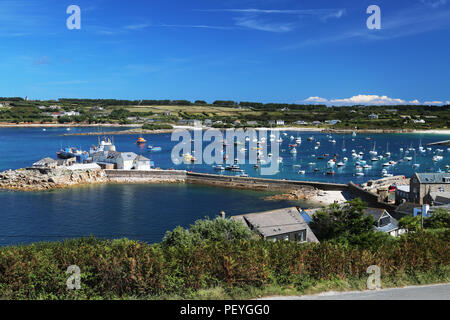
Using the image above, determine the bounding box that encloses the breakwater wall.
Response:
[105,169,187,183]
[103,169,348,191]
[186,172,347,191]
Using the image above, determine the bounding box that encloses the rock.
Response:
[0,167,109,191]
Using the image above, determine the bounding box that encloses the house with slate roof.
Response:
[231,207,319,243]
[410,173,450,205]
[364,208,406,237]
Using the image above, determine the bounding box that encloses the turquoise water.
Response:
[0,127,448,246]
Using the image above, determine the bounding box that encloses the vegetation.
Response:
[162,216,255,247]
[0,230,448,299]
[399,208,450,232]
[141,124,173,130]
[0,201,449,300]
[0,97,448,129]
[309,199,394,248]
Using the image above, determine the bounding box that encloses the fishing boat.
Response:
[213,165,225,171]
[352,131,357,137]
[290,148,297,154]
[136,137,146,144]
[336,162,345,167]
[57,147,89,162]
[225,164,243,172]
[356,172,365,176]
[149,146,162,152]
[295,137,302,144]
[307,136,314,141]
[298,170,306,175]
[288,144,298,148]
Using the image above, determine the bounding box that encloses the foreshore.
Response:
[0,167,352,205]
[1,123,449,135]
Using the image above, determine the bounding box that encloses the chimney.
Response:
[220,211,226,219]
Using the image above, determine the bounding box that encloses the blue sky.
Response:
[0,0,449,105]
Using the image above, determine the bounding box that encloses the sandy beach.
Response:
[311,190,348,205]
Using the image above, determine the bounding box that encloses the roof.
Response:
[396,185,410,193]
[415,173,450,184]
[364,208,388,221]
[376,222,399,233]
[231,207,319,242]
[135,155,150,161]
[33,158,57,166]
[429,192,450,205]
[396,202,421,215]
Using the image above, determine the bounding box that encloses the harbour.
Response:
[0,126,448,247]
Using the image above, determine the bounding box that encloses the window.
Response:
[379,216,391,227]
[295,230,307,242]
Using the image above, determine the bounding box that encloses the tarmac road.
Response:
[261,283,450,300]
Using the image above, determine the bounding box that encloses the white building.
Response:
[93,151,151,170]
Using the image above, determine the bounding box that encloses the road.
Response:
[261,283,450,300]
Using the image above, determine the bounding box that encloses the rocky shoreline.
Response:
[0,167,108,191]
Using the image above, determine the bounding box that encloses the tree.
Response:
[309,199,378,245]
[399,216,422,232]
[424,208,450,229]
[162,216,255,247]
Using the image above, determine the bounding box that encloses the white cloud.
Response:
[234,17,294,33]
[195,8,345,33]
[304,96,328,103]
[446,101,450,105]
[303,95,446,106]
[423,100,444,105]
[123,24,149,30]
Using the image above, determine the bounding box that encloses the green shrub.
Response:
[0,229,448,299]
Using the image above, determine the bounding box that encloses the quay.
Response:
[427,140,450,146]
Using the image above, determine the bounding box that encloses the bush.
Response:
[162,217,255,247]
[142,124,173,130]
[0,229,448,299]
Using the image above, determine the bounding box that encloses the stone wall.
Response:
[105,169,187,183]
[186,172,347,191]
